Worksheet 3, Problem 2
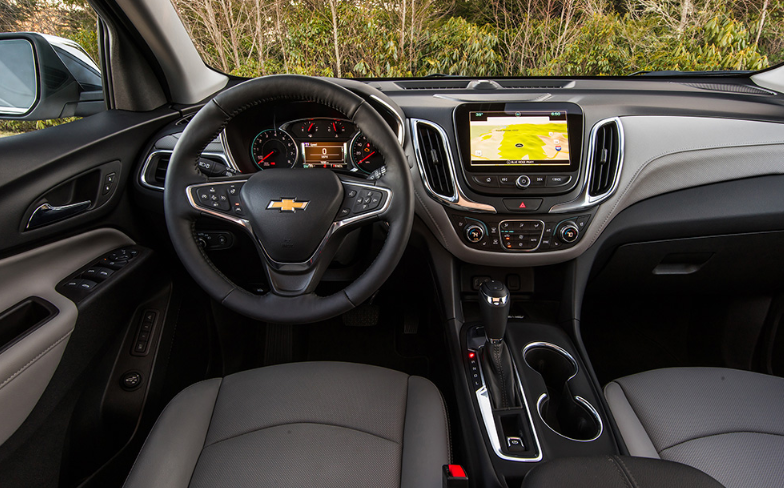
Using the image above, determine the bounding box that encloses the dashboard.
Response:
[136,76,784,268]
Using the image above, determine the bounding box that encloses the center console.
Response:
[411,101,622,259]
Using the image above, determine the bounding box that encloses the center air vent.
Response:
[588,119,622,197]
[413,120,455,200]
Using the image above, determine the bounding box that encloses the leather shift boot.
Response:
[481,341,521,409]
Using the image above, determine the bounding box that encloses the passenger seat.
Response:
[605,367,784,488]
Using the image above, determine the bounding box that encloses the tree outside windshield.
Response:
[171,0,783,78]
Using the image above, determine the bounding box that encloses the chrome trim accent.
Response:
[369,94,406,146]
[472,347,543,462]
[410,118,496,214]
[523,341,578,378]
[535,394,604,443]
[26,200,91,230]
[141,148,235,191]
[549,117,625,213]
[480,293,508,306]
[219,130,241,172]
[498,219,545,252]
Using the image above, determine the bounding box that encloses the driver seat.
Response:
[123,362,450,488]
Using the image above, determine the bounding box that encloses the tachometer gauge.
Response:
[326,120,347,137]
[350,133,384,174]
[250,129,298,169]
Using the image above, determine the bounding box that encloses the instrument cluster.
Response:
[228,115,383,175]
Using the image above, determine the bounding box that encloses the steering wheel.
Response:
[164,75,414,324]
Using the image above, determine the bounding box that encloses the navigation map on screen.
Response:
[469,111,570,166]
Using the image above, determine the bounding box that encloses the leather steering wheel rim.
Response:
[164,75,414,324]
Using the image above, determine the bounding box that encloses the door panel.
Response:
[0,107,182,486]
[0,229,133,445]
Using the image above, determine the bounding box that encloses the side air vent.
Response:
[588,119,622,197]
[141,150,171,190]
[413,121,455,200]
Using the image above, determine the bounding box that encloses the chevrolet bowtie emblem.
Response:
[267,198,309,212]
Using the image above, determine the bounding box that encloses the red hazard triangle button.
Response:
[503,198,542,212]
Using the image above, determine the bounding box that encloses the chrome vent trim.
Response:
[411,118,496,214]
[588,120,621,197]
[549,117,624,213]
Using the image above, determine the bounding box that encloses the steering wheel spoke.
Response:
[334,176,393,229]
[186,175,253,228]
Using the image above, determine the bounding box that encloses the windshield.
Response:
[171,0,783,78]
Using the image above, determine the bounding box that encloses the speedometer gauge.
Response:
[250,129,298,169]
[350,133,384,174]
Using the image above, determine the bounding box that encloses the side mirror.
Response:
[0,32,104,121]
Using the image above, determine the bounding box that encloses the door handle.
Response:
[26,200,91,230]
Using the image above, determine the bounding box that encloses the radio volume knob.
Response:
[465,224,485,243]
[558,223,580,243]
[516,175,531,189]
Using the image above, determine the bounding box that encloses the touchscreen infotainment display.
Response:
[469,111,570,167]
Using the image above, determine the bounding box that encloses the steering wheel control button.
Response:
[120,371,143,391]
[338,208,351,218]
[515,175,531,189]
[547,175,572,187]
[502,198,542,212]
[472,175,498,187]
[465,224,485,243]
[558,223,580,243]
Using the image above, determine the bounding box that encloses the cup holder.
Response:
[523,342,603,442]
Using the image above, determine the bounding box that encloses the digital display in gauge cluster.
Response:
[302,142,346,169]
[248,117,384,174]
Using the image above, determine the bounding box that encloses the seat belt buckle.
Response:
[443,464,469,488]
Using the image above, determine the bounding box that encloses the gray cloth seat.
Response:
[605,367,784,488]
[124,362,450,488]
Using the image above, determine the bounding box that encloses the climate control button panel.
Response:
[451,213,592,253]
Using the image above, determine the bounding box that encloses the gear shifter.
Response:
[479,281,520,409]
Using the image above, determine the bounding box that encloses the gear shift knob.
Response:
[479,280,510,342]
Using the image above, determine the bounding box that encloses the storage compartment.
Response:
[0,297,59,353]
[523,342,602,441]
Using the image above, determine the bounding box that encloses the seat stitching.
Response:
[607,456,634,488]
[660,430,784,453]
[398,376,409,488]
[614,455,641,488]
[186,379,224,487]
[204,421,402,449]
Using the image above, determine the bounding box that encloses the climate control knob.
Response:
[558,223,579,243]
[465,224,485,243]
